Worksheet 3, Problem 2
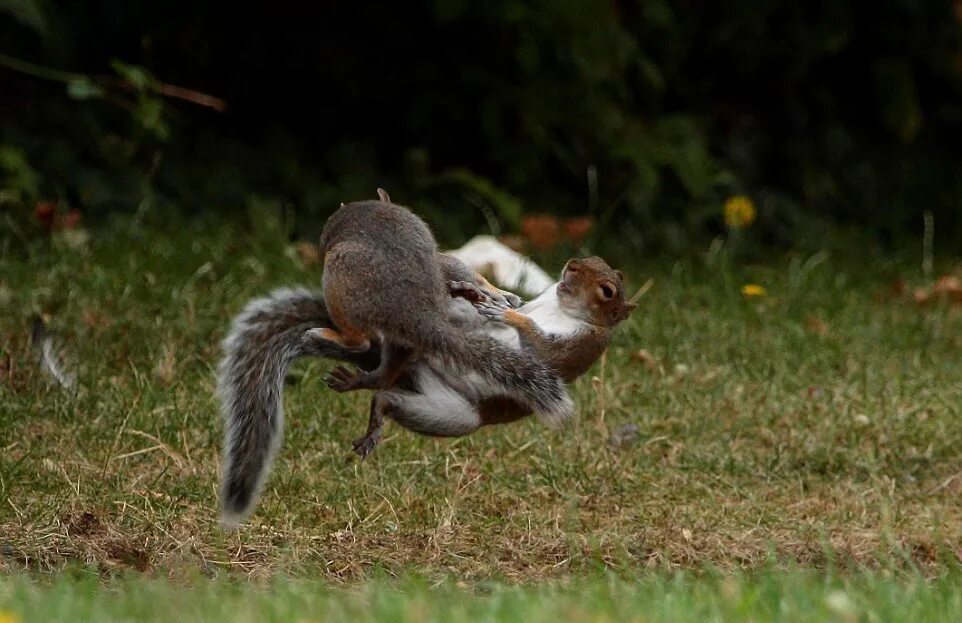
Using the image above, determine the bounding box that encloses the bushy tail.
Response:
[217,287,377,526]
[423,325,575,426]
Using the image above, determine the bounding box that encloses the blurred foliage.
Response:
[2,1,962,255]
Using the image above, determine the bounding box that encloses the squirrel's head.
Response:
[556,257,636,327]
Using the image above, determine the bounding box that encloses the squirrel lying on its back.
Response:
[217,191,635,525]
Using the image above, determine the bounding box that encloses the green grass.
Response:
[2,215,962,617]
[2,570,961,622]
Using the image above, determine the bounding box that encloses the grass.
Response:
[2,214,962,617]
[2,569,962,622]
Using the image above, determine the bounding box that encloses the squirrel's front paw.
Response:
[474,298,507,322]
[500,291,523,309]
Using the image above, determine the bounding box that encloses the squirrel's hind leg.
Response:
[326,341,414,393]
[352,393,390,459]
[313,276,373,352]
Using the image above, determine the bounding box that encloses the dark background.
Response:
[3,1,962,254]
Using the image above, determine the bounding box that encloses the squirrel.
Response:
[461,256,635,383]
[343,255,637,455]
[218,250,634,524]
[219,190,572,524]
[304,191,547,394]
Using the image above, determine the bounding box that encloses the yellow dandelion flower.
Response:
[741,284,766,297]
[0,611,19,623]
[724,195,756,229]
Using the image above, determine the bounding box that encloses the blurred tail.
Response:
[218,287,377,526]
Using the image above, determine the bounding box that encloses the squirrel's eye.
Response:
[598,284,615,300]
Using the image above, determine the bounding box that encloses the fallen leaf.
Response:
[520,214,562,251]
[805,316,828,335]
[34,200,57,232]
[294,241,320,268]
[563,217,593,245]
[61,209,82,230]
[934,274,962,302]
[630,349,659,370]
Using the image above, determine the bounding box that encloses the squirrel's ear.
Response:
[615,270,624,282]
[377,188,391,203]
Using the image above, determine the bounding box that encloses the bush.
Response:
[2,1,961,253]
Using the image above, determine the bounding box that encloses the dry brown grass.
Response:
[2,222,962,582]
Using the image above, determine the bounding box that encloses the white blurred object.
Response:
[445,235,555,297]
[30,317,77,391]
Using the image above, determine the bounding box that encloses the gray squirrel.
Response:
[220,191,570,523]
[218,191,635,524]
[326,255,636,461]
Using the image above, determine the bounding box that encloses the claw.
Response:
[352,431,381,459]
[326,365,363,392]
[501,292,523,309]
[475,298,507,322]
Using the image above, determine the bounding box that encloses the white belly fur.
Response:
[520,286,583,337]
[386,283,584,429]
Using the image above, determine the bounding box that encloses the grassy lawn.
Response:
[2,215,962,617]
[2,570,962,622]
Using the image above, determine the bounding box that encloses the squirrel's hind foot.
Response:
[352,429,381,459]
[326,365,380,393]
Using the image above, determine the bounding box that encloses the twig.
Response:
[629,278,654,305]
[593,350,608,428]
[0,53,227,111]
[126,429,186,468]
[922,210,934,280]
[101,408,134,479]
[0,53,81,82]
[112,445,164,462]
[99,76,227,112]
